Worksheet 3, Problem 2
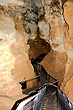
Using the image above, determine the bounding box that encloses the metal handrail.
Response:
[26,75,40,82]
[37,63,58,81]
[58,88,73,105]
[22,63,73,106]
[12,63,73,110]
[21,63,58,89]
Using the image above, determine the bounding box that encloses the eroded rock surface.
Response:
[40,0,73,102]
[40,0,67,87]
[0,0,73,108]
[60,0,73,102]
[0,0,35,105]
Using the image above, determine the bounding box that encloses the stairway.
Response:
[12,55,73,110]
[19,55,73,110]
[42,90,58,110]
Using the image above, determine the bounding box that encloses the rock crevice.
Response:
[0,0,73,108]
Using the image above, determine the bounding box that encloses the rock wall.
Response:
[0,0,35,99]
[23,0,51,59]
[40,0,73,102]
[40,0,67,87]
[0,0,73,108]
[60,0,73,102]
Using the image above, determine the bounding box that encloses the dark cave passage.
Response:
[31,53,47,64]
[28,37,51,60]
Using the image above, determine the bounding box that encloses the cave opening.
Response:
[27,37,51,60]
[27,37,51,77]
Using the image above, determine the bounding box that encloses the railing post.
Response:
[55,80,58,86]
[39,64,40,70]
[46,72,47,80]
[47,74,50,82]
[41,66,43,72]
[49,75,50,82]
[56,81,58,86]
[37,76,40,85]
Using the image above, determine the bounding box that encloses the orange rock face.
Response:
[0,42,22,96]
[60,0,73,102]
[0,0,35,99]
[40,50,67,87]
[41,0,73,102]
[0,0,73,108]
[40,0,67,86]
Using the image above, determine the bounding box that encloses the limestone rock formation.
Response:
[23,0,50,59]
[0,0,73,108]
[38,20,49,43]
[40,0,67,86]
[60,0,73,102]
[40,0,73,102]
[40,50,67,86]
[0,42,21,97]
[0,0,35,99]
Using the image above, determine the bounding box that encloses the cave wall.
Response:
[22,0,51,59]
[0,0,36,99]
[0,0,73,108]
[40,0,73,102]
[60,0,73,101]
[40,0,67,87]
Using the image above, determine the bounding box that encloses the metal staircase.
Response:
[42,85,58,110]
[11,60,73,110]
[42,93,57,110]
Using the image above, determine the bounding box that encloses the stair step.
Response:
[42,90,58,110]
